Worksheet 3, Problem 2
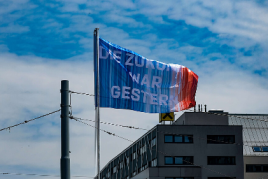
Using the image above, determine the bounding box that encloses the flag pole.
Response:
[93,28,100,179]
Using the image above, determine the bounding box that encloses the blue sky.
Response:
[1,0,268,178]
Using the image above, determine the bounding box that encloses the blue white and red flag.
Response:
[95,38,198,113]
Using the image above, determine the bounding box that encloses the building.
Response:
[98,111,268,179]
[229,113,268,179]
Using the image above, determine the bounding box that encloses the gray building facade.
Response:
[99,111,245,179]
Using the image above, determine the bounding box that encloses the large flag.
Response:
[95,38,198,113]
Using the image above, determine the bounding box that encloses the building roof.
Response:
[228,114,268,156]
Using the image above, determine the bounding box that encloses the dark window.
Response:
[207,135,235,144]
[165,157,173,164]
[165,135,173,143]
[253,146,262,152]
[207,156,236,165]
[175,157,183,164]
[263,147,268,152]
[263,165,268,172]
[252,146,268,152]
[165,156,193,165]
[183,157,193,165]
[174,136,183,143]
[165,135,193,143]
[184,135,193,143]
[246,164,268,172]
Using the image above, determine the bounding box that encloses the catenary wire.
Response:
[70,115,255,148]
[0,97,245,178]
[70,116,147,131]
[0,109,61,132]
[69,90,94,96]
[69,90,268,123]
[70,116,134,143]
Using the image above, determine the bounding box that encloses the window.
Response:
[184,136,192,143]
[253,146,262,152]
[140,145,146,154]
[207,156,236,165]
[252,146,268,152]
[132,152,136,160]
[263,147,268,152]
[165,157,173,164]
[174,136,183,143]
[165,135,173,142]
[145,163,148,169]
[151,159,157,167]
[175,157,183,164]
[164,135,193,143]
[207,135,235,144]
[165,156,193,165]
[151,138,156,147]
[246,164,268,172]
[113,166,117,173]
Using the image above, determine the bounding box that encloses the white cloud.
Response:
[166,0,268,42]
[0,0,31,15]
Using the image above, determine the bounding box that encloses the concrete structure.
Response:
[229,114,268,179]
[99,111,246,179]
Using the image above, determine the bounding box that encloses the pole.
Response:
[61,80,70,179]
[93,28,100,179]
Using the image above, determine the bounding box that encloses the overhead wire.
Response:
[0,101,253,178]
[70,115,255,148]
[71,116,147,131]
[0,109,61,132]
[69,89,268,149]
[69,90,268,123]
[69,90,94,96]
[70,116,134,143]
